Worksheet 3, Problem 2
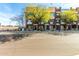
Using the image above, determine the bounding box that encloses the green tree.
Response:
[61,10,78,22]
[24,5,51,24]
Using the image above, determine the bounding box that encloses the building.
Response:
[24,6,79,31]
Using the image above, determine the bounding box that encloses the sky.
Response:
[0,3,79,26]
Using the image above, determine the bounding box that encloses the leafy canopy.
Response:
[24,5,51,23]
[61,10,78,22]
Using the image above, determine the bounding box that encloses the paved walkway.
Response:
[0,32,78,55]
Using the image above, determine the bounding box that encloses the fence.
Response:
[0,23,79,32]
[24,23,79,31]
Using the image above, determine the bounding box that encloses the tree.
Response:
[24,5,51,24]
[61,10,78,22]
[10,15,24,27]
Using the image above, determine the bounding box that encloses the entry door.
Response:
[56,25,60,31]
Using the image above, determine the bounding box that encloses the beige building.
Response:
[0,25,19,31]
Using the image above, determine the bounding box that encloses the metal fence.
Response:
[21,23,79,31]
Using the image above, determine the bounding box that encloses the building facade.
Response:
[24,6,79,31]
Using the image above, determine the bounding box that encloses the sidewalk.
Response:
[0,32,78,55]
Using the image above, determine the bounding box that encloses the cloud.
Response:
[0,12,17,25]
[0,12,16,18]
[0,4,24,25]
[3,5,12,12]
[69,3,79,8]
[0,4,12,13]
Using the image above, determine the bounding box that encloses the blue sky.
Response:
[0,3,79,26]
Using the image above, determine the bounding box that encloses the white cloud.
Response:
[3,5,12,12]
[0,12,16,18]
[0,12,17,25]
[69,3,79,8]
[0,0,79,3]
[0,4,12,13]
[0,4,21,26]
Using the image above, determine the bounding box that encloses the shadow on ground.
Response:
[0,33,31,43]
[0,31,78,43]
[47,31,78,36]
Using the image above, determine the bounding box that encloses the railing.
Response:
[0,23,79,32]
[24,24,79,31]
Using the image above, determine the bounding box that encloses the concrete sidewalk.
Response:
[0,32,78,55]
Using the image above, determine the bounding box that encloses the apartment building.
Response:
[24,6,79,31]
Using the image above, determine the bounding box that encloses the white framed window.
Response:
[50,22,53,24]
[27,20,32,24]
[56,23,60,25]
